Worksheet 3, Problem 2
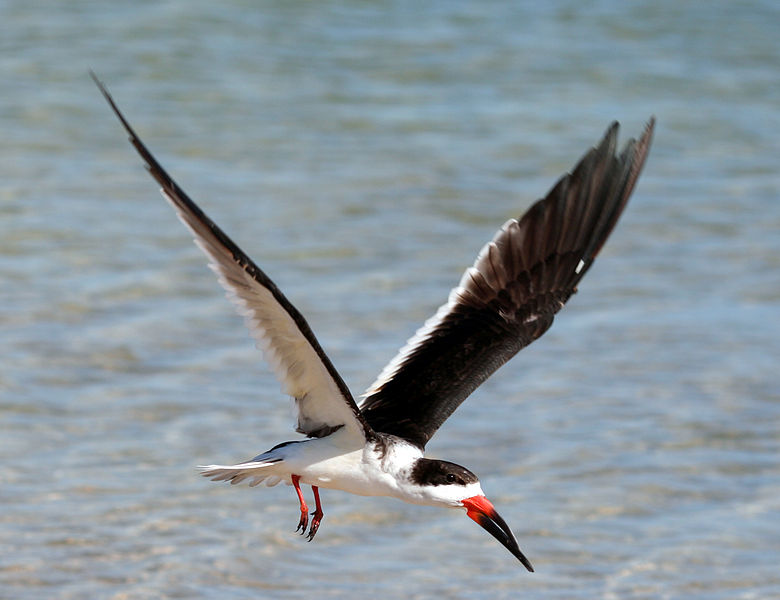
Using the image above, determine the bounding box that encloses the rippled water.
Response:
[2,1,779,598]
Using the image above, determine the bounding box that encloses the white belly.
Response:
[281,432,422,499]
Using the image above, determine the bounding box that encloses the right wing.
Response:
[359,119,655,449]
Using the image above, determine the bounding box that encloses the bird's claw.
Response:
[306,510,324,542]
[296,510,308,535]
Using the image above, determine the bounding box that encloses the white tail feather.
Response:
[199,460,285,487]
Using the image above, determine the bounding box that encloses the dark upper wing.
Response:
[359,119,655,449]
[92,73,374,442]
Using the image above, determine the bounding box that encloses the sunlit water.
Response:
[2,2,779,598]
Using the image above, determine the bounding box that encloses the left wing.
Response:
[93,73,374,442]
[359,119,654,449]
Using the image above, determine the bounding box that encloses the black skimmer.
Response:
[93,73,654,571]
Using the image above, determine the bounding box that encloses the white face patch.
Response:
[420,481,485,508]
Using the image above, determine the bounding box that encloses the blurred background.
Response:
[1,1,778,598]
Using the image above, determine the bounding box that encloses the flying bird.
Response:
[93,72,653,572]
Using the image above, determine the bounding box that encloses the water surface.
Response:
[1,2,778,598]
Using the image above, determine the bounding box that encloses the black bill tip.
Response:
[462,495,534,572]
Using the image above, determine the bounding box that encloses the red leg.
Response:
[307,486,324,542]
[291,474,308,535]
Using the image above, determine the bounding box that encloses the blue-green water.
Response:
[1,2,778,598]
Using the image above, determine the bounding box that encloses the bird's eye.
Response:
[446,473,456,483]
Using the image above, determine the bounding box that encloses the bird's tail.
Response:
[199,455,285,488]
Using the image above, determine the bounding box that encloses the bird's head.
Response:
[408,458,534,572]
